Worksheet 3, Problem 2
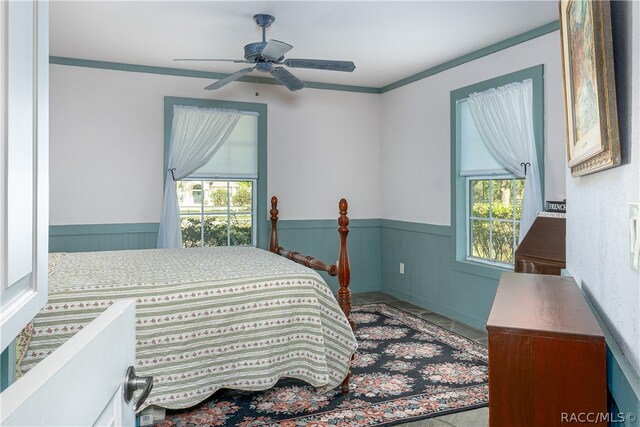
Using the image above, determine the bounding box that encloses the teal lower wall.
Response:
[49,223,159,252]
[380,220,498,330]
[275,219,382,294]
[0,340,16,392]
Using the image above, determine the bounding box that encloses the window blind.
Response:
[459,100,510,176]
[189,114,258,179]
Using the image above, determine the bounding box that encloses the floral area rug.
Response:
[154,303,489,427]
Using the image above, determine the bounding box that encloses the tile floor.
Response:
[351,291,489,427]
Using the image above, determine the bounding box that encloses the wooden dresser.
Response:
[515,216,566,275]
[486,273,607,426]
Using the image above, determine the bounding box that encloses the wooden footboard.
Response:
[269,196,353,393]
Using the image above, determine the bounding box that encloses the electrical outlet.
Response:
[630,203,639,271]
[399,263,404,275]
[138,414,154,427]
[138,406,165,426]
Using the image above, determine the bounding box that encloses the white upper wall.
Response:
[49,65,382,224]
[50,30,566,227]
[566,1,640,373]
[381,31,566,225]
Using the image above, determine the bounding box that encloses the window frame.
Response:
[450,65,544,279]
[164,97,268,249]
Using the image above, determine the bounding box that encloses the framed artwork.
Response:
[559,0,620,177]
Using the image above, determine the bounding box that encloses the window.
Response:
[177,180,255,247]
[178,113,257,247]
[467,177,524,266]
[451,65,544,275]
[459,98,524,266]
[163,97,268,249]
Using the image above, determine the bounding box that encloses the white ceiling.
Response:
[50,1,560,88]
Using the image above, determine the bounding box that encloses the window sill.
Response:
[450,258,513,280]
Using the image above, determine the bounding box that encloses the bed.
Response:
[18,197,356,411]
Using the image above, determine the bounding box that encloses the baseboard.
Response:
[381,286,486,331]
[349,283,383,293]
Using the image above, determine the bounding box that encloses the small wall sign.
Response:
[545,200,566,213]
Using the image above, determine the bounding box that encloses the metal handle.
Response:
[123,366,153,411]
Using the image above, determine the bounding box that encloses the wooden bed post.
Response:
[337,198,353,394]
[270,196,279,253]
[337,198,351,320]
[268,195,353,394]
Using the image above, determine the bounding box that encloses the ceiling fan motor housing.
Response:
[253,14,275,28]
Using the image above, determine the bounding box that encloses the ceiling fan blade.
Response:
[174,58,249,63]
[261,39,293,61]
[270,67,305,91]
[283,59,356,72]
[204,67,255,90]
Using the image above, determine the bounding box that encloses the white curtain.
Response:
[157,106,242,248]
[466,79,542,242]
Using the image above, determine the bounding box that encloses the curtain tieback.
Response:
[168,168,177,181]
[520,162,531,176]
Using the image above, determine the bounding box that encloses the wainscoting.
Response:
[49,223,159,253]
[380,220,499,331]
[275,219,382,294]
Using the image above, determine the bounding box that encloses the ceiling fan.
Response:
[174,14,356,91]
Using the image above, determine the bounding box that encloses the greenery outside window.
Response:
[467,177,524,266]
[178,180,255,247]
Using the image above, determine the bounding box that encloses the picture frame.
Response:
[559,0,620,177]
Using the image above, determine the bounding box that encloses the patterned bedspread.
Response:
[20,247,357,410]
